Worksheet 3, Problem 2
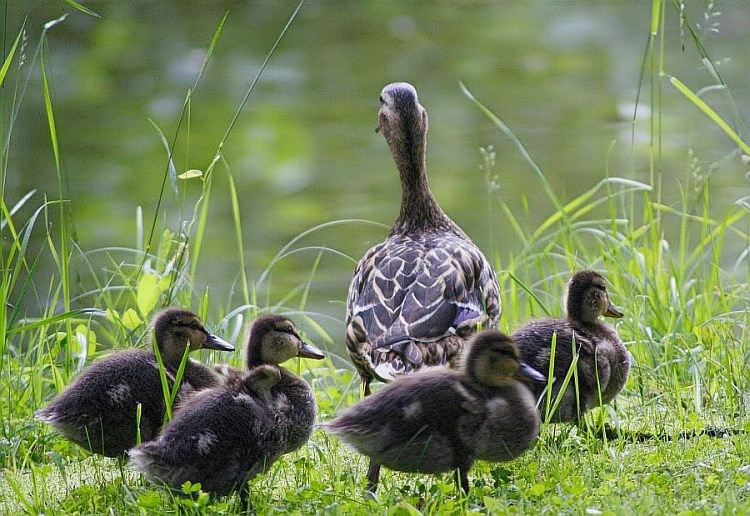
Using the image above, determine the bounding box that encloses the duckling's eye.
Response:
[188,321,201,330]
[492,349,516,360]
[276,324,296,335]
[379,95,385,104]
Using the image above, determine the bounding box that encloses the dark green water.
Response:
[6,2,749,354]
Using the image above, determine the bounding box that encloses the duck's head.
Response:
[245,315,325,368]
[377,82,428,159]
[465,330,546,387]
[565,270,624,323]
[153,308,234,364]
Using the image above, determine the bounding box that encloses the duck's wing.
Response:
[346,233,500,381]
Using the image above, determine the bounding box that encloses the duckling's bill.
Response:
[604,301,624,318]
[514,362,546,384]
[298,340,325,360]
[203,333,235,352]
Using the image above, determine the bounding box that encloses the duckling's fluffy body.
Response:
[130,367,315,495]
[329,330,542,491]
[346,82,500,393]
[130,315,324,497]
[36,308,233,457]
[512,270,629,422]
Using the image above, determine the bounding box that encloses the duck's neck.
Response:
[154,335,189,369]
[389,128,452,236]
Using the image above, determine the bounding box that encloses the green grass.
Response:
[2,2,750,514]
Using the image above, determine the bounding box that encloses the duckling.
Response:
[328,330,543,493]
[512,270,629,422]
[35,308,234,457]
[129,315,325,499]
[346,82,501,488]
[346,83,501,392]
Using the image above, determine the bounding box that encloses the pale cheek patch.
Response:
[107,383,131,404]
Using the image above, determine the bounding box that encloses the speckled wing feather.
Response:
[346,232,500,383]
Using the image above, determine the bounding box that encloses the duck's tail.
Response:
[129,445,183,489]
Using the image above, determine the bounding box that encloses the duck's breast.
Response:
[594,329,630,404]
[474,383,540,462]
[270,371,317,454]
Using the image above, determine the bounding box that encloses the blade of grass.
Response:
[668,75,750,155]
[0,25,22,87]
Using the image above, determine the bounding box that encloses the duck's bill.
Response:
[298,340,325,360]
[204,333,235,352]
[514,362,547,383]
[604,301,624,319]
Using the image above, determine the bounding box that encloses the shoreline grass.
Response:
[2,2,749,514]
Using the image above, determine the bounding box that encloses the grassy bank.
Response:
[2,2,749,514]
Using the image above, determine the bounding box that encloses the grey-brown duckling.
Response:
[512,270,629,422]
[327,330,543,493]
[129,315,325,499]
[36,308,234,457]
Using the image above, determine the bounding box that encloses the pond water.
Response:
[7,2,750,354]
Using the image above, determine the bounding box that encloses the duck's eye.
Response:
[379,95,385,104]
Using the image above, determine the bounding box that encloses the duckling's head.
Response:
[465,330,546,387]
[245,315,325,368]
[152,308,234,364]
[565,270,624,323]
[378,82,428,159]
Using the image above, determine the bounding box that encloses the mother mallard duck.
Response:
[346,82,500,386]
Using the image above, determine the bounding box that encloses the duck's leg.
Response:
[239,481,253,513]
[450,444,472,495]
[363,378,372,397]
[117,454,127,483]
[362,376,378,491]
[366,460,381,493]
[454,467,470,495]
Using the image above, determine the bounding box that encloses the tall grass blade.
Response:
[0,26,22,87]
[668,76,750,154]
[62,0,101,18]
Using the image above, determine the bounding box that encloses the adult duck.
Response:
[346,82,500,392]
[512,270,629,422]
[36,308,234,457]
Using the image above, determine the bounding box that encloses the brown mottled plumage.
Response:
[328,330,543,493]
[346,82,500,393]
[35,308,234,457]
[130,315,325,499]
[512,270,629,422]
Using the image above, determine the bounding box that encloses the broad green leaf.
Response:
[137,272,162,315]
[122,308,142,330]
